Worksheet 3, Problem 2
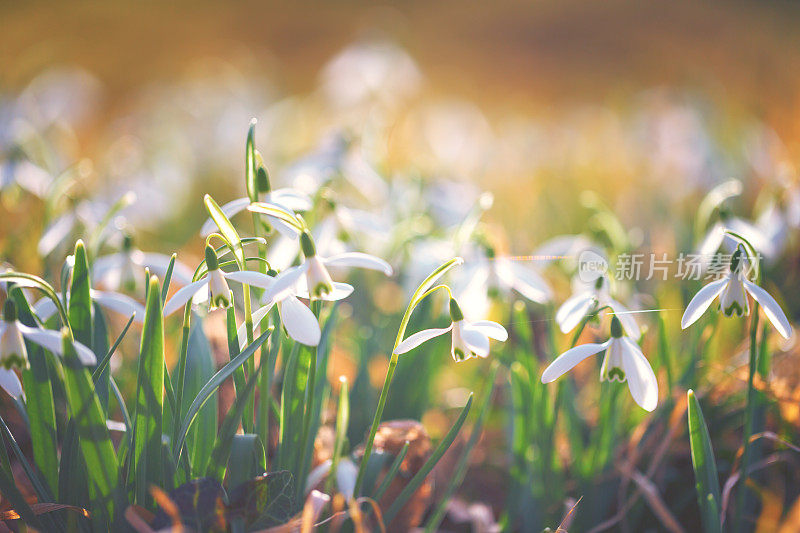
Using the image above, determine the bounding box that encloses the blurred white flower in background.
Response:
[321,40,422,110]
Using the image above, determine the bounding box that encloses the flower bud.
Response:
[449,298,464,322]
[205,245,220,271]
[610,315,623,338]
[3,299,17,322]
[300,231,317,258]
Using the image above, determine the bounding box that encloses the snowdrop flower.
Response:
[456,246,552,320]
[697,211,770,265]
[236,271,331,347]
[305,457,358,499]
[541,317,658,412]
[93,234,193,292]
[163,245,274,316]
[556,275,639,338]
[0,299,96,400]
[33,289,144,324]
[681,248,793,339]
[264,230,392,302]
[200,152,311,239]
[0,158,51,198]
[394,298,508,362]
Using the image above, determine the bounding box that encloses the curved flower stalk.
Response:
[681,247,793,339]
[92,234,193,292]
[163,245,275,316]
[541,316,658,412]
[556,274,639,337]
[1,299,96,399]
[395,298,507,362]
[200,152,311,239]
[264,230,392,302]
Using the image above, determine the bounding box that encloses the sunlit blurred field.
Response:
[3,2,800,532]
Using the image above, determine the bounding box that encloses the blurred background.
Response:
[4,1,800,531]
[4,0,800,259]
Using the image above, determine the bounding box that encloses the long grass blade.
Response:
[383,393,473,524]
[132,276,165,508]
[687,389,721,533]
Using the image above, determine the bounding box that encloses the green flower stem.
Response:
[734,306,760,532]
[173,304,192,431]
[298,300,322,487]
[353,283,452,496]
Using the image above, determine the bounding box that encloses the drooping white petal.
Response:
[468,320,508,341]
[458,324,491,357]
[90,290,144,323]
[719,275,749,317]
[200,197,250,236]
[280,295,321,346]
[38,212,76,256]
[305,460,331,494]
[621,337,658,412]
[18,323,97,365]
[680,277,729,329]
[134,252,194,285]
[323,252,393,276]
[92,253,127,286]
[264,263,309,303]
[607,299,640,338]
[269,188,313,212]
[742,279,793,339]
[33,297,58,322]
[541,341,611,383]
[163,278,210,316]
[335,458,358,499]
[269,217,302,239]
[237,302,276,350]
[394,326,453,355]
[495,258,552,303]
[697,222,726,259]
[223,270,275,291]
[0,368,23,400]
[555,292,596,334]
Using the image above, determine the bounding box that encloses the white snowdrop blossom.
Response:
[93,234,193,292]
[541,317,658,412]
[394,298,508,362]
[200,153,311,239]
[556,275,639,337]
[34,289,144,324]
[163,245,275,316]
[305,457,358,499]
[263,230,392,303]
[0,299,96,400]
[681,248,793,339]
[457,248,552,320]
[235,271,338,348]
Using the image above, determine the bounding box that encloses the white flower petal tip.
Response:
[163,278,210,316]
[280,296,322,346]
[0,368,23,400]
[540,342,609,384]
[394,326,453,355]
[323,252,393,276]
[680,278,729,330]
[469,320,508,342]
[742,280,794,339]
[621,338,658,412]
